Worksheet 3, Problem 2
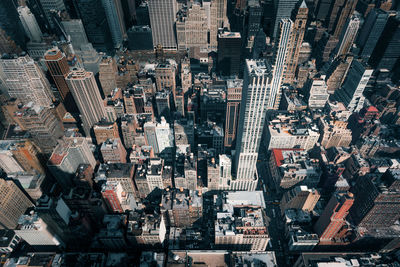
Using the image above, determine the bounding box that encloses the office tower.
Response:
[283,1,307,85]
[156,91,171,120]
[358,9,391,60]
[155,62,176,96]
[201,0,218,51]
[0,140,44,175]
[146,158,164,192]
[314,192,354,243]
[176,2,208,51]
[101,0,126,48]
[39,0,66,28]
[319,116,352,149]
[0,141,26,175]
[16,212,63,246]
[217,32,241,76]
[307,75,329,108]
[330,0,358,38]
[127,26,153,50]
[156,117,173,154]
[17,5,42,42]
[334,60,373,113]
[247,0,262,39]
[272,0,298,38]
[326,55,353,93]
[93,122,120,145]
[224,79,242,149]
[72,0,112,50]
[264,112,320,150]
[215,0,228,28]
[269,19,292,109]
[280,186,320,213]
[120,115,137,148]
[101,138,127,163]
[180,58,191,93]
[101,181,124,213]
[350,169,400,230]
[161,189,202,227]
[214,191,269,251]
[369,15,400,72]
[233,60,272,191]
[200,84,226,124]
[120,0,136,28]
[0,0,26,49]
[99,56,118,97]
[75,43,102,74]
[16,104,64,154]
[334,14,360,58]
[48,137,96,190]
[144,121,159,154]
[269,149,321,190]
[0,54,53,107]
[315,0,333,22]
[66,69,107,136]
[97,163,136,195]
[61,19,89,50]
[44,47,71,102]
[148,0,178,50]
[0,178,33,229]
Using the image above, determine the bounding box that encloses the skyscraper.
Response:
[233,60,273,191]
[307,75,329,108]
[48,136,96,190]
[176,2,209,52]
[283,1,308,85]
[269,19,292,109]
[334,60,373,113]
[144,121,159,154]
[272,0,299,38]
[357,9,391,60]
[72,0,113,50]
[330,0,358,38]
[100,138,127,163]
[148,0,177,50]
[17,5,42,42]
[61,19,89,50]
[0,178,33,229]
[66,69,107,136]
[215,0,228,28]
[0,54,54,107]
[334,14,360,59]
[350,169,400,230]
[224,79,242,149]
[155,117,173,154]
[44,47,71,101]
[217,31,242,76]
[314,192,354,243]
[15,103,64,154]
[101,0,126,48]
[0,0,26,49]
[38,0,66,29]
[247,0,263,40]
[369,15,400,72]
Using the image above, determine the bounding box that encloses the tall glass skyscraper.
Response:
[101,0,126,49]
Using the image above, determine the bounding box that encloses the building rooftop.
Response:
[246,59,272,76]
[218,32,241,38]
